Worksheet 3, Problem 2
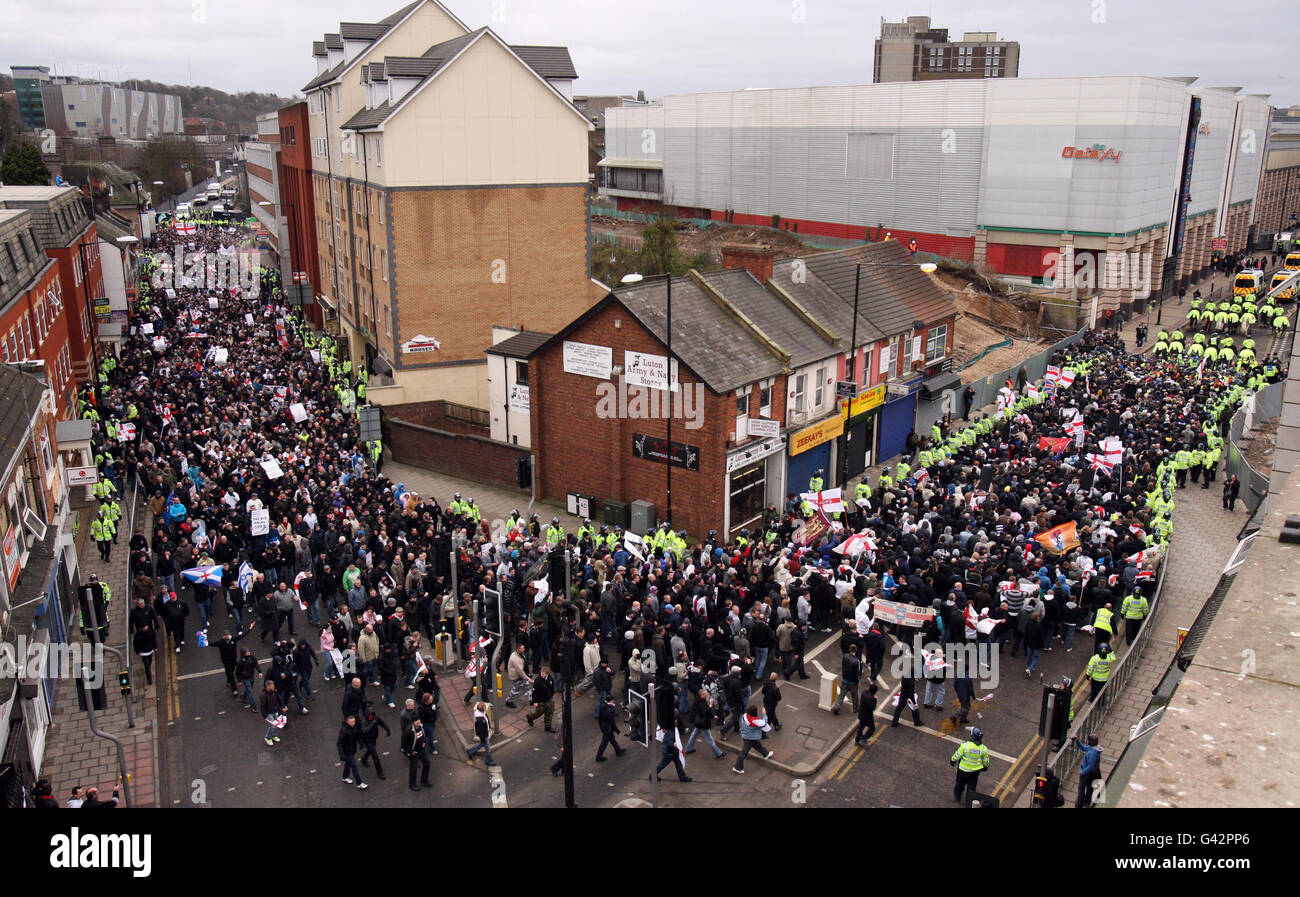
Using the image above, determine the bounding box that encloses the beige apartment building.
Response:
[303,0,603,407]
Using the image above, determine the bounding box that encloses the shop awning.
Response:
[920,371,962,401]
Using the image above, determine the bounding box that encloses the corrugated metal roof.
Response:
[487,330,554,359]
[340,22,388,40]
[510,45,578,80]
[802,241,954,337]
[615,277,787,393]
[0,364,45,468]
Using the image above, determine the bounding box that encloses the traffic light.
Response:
[118,670,131,696]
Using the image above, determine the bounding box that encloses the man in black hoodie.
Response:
[401,718,433,790]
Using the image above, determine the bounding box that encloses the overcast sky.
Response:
[3,0,1295,106]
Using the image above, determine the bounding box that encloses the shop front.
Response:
[786,414,843,501]
[837,383,886,485]
[725,435,785,537]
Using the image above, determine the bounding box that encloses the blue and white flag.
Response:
[238,561,256,594]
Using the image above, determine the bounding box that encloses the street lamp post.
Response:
[620,271,674,527]
[838,260,936,489]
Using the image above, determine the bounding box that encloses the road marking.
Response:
[178,657,270,681]
[993,735,1041,801]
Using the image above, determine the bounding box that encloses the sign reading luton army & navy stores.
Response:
[632,434,700,470]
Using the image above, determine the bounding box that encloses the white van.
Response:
[175,202,191,218]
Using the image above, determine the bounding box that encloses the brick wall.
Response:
[529,298,754,538]
[389,184,596,368]
[385,400,486,436]
[1256,165,1300,235]
[387,418,528,491]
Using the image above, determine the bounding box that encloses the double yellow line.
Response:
[991,676,1088,801]
[828,724,888,781]
[161,642,180,721]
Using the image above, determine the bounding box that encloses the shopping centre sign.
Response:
[1061,144,1122,162]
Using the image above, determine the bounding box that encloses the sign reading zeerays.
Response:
[632,434,699,471]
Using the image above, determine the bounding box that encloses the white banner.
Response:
[289,402,308,423]
[250,508,270,536]
[259,458,284,479]
[562,341,613,379]
[746,417,780,438]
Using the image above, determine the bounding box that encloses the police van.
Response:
[1273,271,1297,302]
[1234,269,1264,296]
[1285,252,1300,272]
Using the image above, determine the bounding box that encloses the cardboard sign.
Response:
[209,298,219,309]
[259,458,284,480]
[289,402,308,423]
[141,322,154,334]
[310,350,321,363]
[245,313,255,326]
[250,508,270,536]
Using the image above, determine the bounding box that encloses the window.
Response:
[40,427,54,473]
[17,234,30,263]
[381,249,387,282]
[5,242,17,272]
[515,361,529,386]
[902,333,916,370]
[846,132,895,180]
[793,373,806,412]
[925,325,948,362]
[736,390,750,418]
[879,340,894,375]
[814,366,826,407]
[759,384,772,415]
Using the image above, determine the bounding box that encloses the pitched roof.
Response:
[346,29,585,131]
[313,41,327,57]
[486,330,553,359]
[769,257,885,348]
[378,0,422,26]
[340,102,392,130]
[0,364,45,468]
[802,241,955,337]
[509,45,578,80]
[695,267,837,368]
[340,22,389,41]
[613,278,788,393]
[323,33,343,50]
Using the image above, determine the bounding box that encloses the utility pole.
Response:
[80,666,133,807]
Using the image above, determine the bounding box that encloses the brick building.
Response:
[0,186,104,403]
[525,239,956,539]
[276,101,323,327]
[302,0,603,407]
[1256,118,1300,237]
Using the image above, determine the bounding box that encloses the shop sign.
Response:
[2,527,18,590]
[66,466,99,486]
[746,417,780,438]
[1061,145,1121,162]
[789,415,844,456]
[841,384,886,420]
[508,384,530,413]
[632,433,699,471]
[401,334,441,354]
[726,436,784,473]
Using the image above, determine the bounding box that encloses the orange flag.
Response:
[1034,521,1080,555]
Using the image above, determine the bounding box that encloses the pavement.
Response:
[39,486,161,808]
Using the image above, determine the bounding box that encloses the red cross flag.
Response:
[799,488,846,515]
[833,532,878,557]
[1057,369,1077,390]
